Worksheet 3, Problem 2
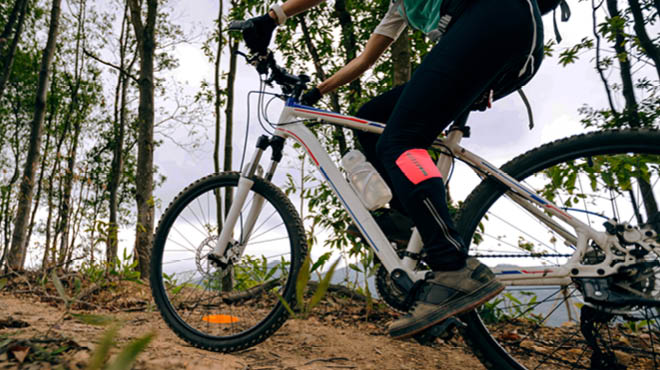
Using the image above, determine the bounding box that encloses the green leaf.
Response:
[275,292,297,319]
[308,258,340,311]
[86,324,120,370]
[310,252,331,273]
[296,253,312,311]
[50,271,70,306]
[106,332,155,370]
[71,313,116,326]
[0,278,7,290]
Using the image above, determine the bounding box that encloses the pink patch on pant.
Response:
[395,149,442,185]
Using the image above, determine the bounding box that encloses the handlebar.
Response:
[228,19,310,99]
[236,50,310,99]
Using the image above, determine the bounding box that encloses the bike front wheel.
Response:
[150,172,306,352]
[456,129,660,369]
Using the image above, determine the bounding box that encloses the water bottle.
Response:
[341,150,392,210]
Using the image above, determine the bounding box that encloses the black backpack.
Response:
[539,0,564,15]
[539,0,572,42]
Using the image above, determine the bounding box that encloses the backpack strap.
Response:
[428,0,470,42]
[552,0,571,43]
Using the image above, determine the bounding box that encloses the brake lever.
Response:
[235,50,274,75]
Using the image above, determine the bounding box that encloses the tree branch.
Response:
[606,0,639,127]
[83,48,138,83]
[299,16,348,155]
[592,0,618,114]
[627,0,660,79]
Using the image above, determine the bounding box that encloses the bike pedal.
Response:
[413,317,467,345]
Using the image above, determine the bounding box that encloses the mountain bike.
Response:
[149,44,660,369]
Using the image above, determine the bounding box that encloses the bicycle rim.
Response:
[150,172,305,352]
[456,129,660,369]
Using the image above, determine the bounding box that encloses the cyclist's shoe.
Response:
[388,258,504,339]
[228,14,277,55]
[347,208,414,247]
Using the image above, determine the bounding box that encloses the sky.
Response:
[111,1,642,261]
[158,2,607,204]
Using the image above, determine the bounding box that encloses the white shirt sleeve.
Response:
[373,0,408,41]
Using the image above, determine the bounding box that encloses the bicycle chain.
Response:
[472,253,573,258]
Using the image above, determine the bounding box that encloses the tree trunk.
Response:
[0,0,28,101]
[213,0,223,177]
[0,0,25,43]
[107,3,131,265]
[6,0,62,272]
[223,38,237,205]
[0,106,21,269]
[591,0,618,114]
[42,163,56,269]
[334,0,361,100]
[213,0,224,258]
[391,31,411,86]
[627,0,660,79]
[128,0,158,278]
[220,37,239,292]
[69,169,87,259]
[57,116,82,264]
[56,0,86,265]
[299,17,348,155]
[26,90,57,260]
[606,0,639,127]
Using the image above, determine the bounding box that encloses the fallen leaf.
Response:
[10,345,30,363]
[614,350,632,366]
[71,313,116,326]
[499,331,521,341]
[561,321,577,328]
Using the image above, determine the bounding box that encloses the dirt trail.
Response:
[0,291,485,369]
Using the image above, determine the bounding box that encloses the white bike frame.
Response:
[214,98,639,287]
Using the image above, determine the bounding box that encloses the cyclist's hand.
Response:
[237,14,277,55]
[300,87,322,106]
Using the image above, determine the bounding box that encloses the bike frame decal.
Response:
[277,128,320,166]
[319,167,379,252]
[274,103,606,284]
[277,124,380,253]
[396,149,443,185]
[287,100,386,129]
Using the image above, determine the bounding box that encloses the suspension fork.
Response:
[238,136,285,246]
[212,135,285,257]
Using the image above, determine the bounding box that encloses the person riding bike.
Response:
[236,0,558,339]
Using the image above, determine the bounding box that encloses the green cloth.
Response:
[399,0,444,34]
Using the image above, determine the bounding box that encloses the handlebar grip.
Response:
[228,19,252,32]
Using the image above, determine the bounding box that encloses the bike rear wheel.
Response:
[150,172,306,352]
[456,129,660,369]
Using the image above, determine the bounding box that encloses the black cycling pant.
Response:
[354,0,544,271]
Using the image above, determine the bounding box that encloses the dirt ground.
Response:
[0,289,485,370]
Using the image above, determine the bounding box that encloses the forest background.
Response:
[0,0,658,284]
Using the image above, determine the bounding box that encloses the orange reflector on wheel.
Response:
[202,314,240,324]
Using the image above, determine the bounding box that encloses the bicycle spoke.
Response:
[152,173,303,351]
[460,137,660,369]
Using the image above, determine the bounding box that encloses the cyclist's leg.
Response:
[353,84,407,212]
[381,0,544,338]
[379,0,543,271]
